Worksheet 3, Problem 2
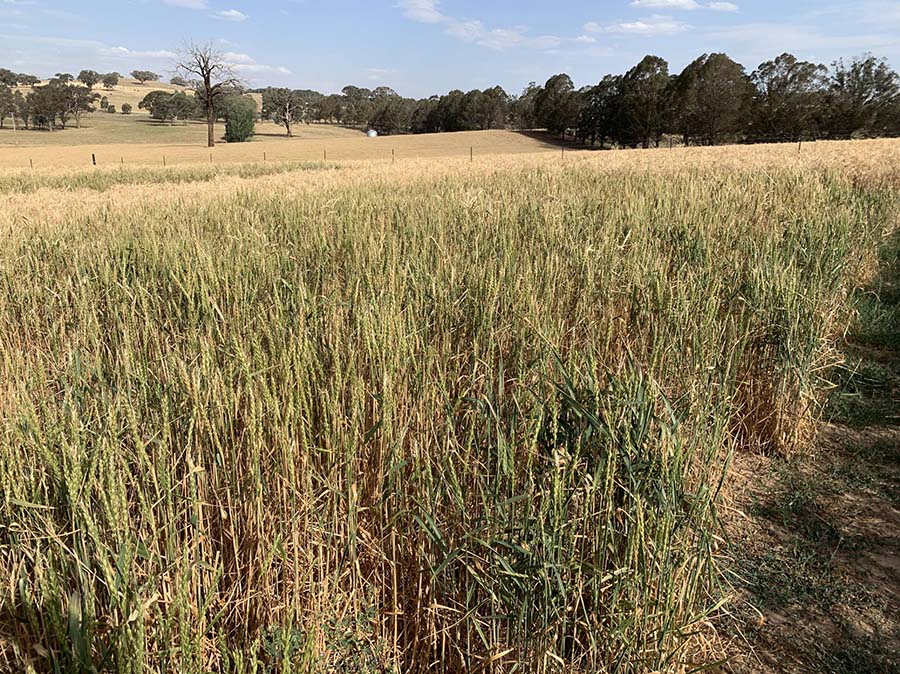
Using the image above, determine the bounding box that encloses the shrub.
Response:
[106,105,116,114]
[223,96,256,143]
[121,103,132,115]
[100,96,109,109]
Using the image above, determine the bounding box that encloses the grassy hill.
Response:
[13,77,187,109]
[1,78,364,151]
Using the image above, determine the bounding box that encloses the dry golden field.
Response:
[12,77,188,111]
[1,137,898,673]
[0,124,566,168]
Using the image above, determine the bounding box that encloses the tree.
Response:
[314,93,345,123]
[369,91,413,135]
[410,97,439,133]
[121,102,132,114]
[621,55,671,148]
[139,90,199,124]
[534,73,579,136]
[825,54,900,137]
[479,86,509,129]
[55,73,74,84]
[673,53,752,145]
[170,76,189,87]
[0,84,16,129]
[17,73,40,87]
[0,68,17,87]
[131,70,160,84]
[340,86,375,127]
[577,75,624,147]
[223,95,256,142]
[175,43,241,147]
[750,53,827,142]
[510,82,542,129]
[61,84,99,128]
[26,84,62,130]
[261,87,305,136]
[12,90,28,128]
[102,72,119,89]
[433,89,465,131]
[78,70,101,89]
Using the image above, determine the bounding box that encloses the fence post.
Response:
[210,153,213,163]
[470,146,473,162]
[30,158,33,169]
[392,148,395,163]
[92,153,96,166]
[798,138,802,154]
[264,151,267,161]
[163,155,166,166]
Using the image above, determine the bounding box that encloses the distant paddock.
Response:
[0,128,584,169]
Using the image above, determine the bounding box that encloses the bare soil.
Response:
[719,233,900,673]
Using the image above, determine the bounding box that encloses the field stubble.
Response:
[0,140,898,673]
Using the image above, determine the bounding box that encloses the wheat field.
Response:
[1,139,898,673]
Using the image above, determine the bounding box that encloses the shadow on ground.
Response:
[719,232,900,673]
[511,130,606,150]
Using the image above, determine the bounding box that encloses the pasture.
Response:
[1,138,898,673]
[0,122,567,168]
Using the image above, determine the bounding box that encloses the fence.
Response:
[9,130,900,170]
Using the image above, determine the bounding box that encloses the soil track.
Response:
[721,231,900,673]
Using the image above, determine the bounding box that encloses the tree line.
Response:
[0,68,167,130]
[3,50,898,147]
[257,52,900,145]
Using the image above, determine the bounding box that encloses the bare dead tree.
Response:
[174,43,241,148]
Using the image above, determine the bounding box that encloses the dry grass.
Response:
[0,128,563,168]
[0,139,898,674]
[0,115,364,151]
[11,77,187,111]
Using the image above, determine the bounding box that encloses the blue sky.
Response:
[2,0,899,97]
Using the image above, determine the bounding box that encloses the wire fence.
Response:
[5,128,900,170]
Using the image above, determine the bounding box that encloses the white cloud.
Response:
[104,46,178,59]
[366,67,395,81]
[807,1,900,25]
[222,51,255,63]
[586,15,690,36]
[213,9,247,21]
[397,0,577,50]
[232,63,291,74]
[219,51,291,76]
[702,21,900,65]
[631,0,700,9]
[399,0,444,23]
[630,0,738,10]
[0,33,291,80]
[0,34,105,48]
[162,0,208,8]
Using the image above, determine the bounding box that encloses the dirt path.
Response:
[720,234,900,673]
